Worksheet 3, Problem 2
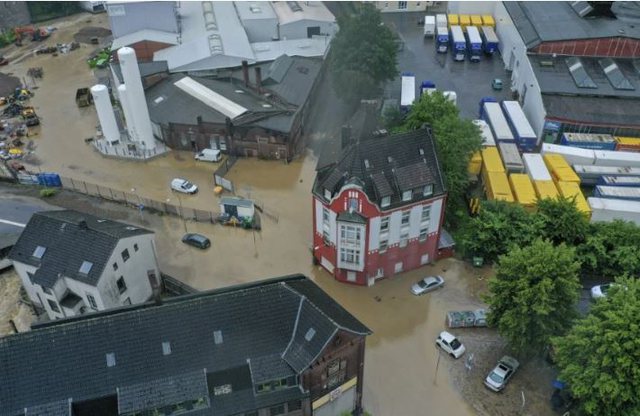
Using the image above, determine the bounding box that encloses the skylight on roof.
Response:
[162,341,172,356]
[32,245,46,259]
[305,328,316,342]
[79,261,93,275]
[214,330,223,345]
[106,353,116,367]
[599,58,635,91]
[566,57,597,89]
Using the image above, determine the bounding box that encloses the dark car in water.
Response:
[181,233,211,249]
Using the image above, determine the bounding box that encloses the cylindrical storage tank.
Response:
[90,84,120,144]
[117,84,135,141]
[117,47,155,149]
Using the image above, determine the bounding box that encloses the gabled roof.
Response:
[313,127,446,210]
[0,275,370,416]
[271,1,335,25]
[8,210,152,288]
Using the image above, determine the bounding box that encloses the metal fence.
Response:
[92,140,170,161]
[59,176,221,224]
[213,156,237,192]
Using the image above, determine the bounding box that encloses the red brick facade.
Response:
[532,37,640,58]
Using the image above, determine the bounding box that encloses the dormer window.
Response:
[79,261,93,275]
[423,184,433,197]
[402,190,412,201]
[32,246,46,259]
[381,196,390,208]
[324,188,332,200]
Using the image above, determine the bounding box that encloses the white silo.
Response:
[117,84,136,141]
[117,47,155,149]
[90,85,120,144]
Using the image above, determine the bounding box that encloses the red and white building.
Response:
[312,127,448,286]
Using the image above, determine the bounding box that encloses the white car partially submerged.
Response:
[484,355,519,392]
[410,275,444,295]
[171,178,198,194]
[436,331,466,358]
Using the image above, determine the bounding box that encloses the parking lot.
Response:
[383,11,512,119]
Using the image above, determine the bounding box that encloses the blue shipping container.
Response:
[599,176,640,187]
[560,132,617,151]
[37,173,62,187]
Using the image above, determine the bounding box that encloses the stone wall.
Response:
[0,2,31,31]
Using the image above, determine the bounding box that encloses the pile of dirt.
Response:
[0,72,21,97]
[73,26,112,44]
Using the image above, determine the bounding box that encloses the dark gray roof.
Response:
[336,211,367,224]
[249,353,295,383]
[504,2,640,49]
[371,172,393,198]
[25,399,70,416]
[220,197,254,209]
[8,210,152,288]
[264,55,294,84]
[313,127,446,210]
[542,94,640,127]
[60,292,83,309]
[530,55,640,98]
[111,61,169,84]
[0,275,370,416]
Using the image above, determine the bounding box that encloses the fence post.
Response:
[97,185,102,198]
[83,181,88,194]
[109,188,114,200]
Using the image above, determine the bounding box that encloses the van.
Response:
[195,148,221,162]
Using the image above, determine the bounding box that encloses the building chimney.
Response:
[255,67,262,93]
[241,60,249,87]
[78,220,88,230]
[341,126,351,149]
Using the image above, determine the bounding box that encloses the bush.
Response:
[40,188,57,198]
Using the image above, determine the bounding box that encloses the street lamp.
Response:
[166,197,187,233]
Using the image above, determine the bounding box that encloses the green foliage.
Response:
[458,200,535,262]
[382,106,404,131]
[485,239,581,355]
[330,4,397,105]
[27,2,82,22]
[39,188,57,198]
[399,92,483,226]
[553,276,640,415]
[576,220,640,278]
[533,196,590,246]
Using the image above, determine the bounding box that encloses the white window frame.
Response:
[423,184,433,197]
[380,216,389,232]
[379,238,388,253]
[401,211,410,225]
[419,226,428,242]
[402,190,412,201]
[421,205,431,224]
[340,247,361,264]
[381,196,391,208]
[348,198,358,212]
[398,1,408,9]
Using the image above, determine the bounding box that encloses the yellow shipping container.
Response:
[614,136,640,152]
[448,14,459,29]
[486,171,514,202]
[509,174,537,209]
[533,180,559,200]
[481,15,495,28]
[471,15,483,27]
[556,181,592,218]
[481,147,505,185]
[543,154,581,184]
[468,151,482,175]
[459,15,471,31]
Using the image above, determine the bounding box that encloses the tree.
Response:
[399,92,483,226]
[458,200,536,263]
[330,4,398,105]
[533,197,590,246]
[553,276,640,415]
[577,220,640,279]
[485,239,581,355]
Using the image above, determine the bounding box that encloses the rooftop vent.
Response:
[32,245,46,259]
[539,60,554,67]
[261,103,272,108]
[208,34,223,54]
[97,219,107,223]
[419,148,425,156]
[153,96,165,104]
[364,159,370,169]
[234,89,245,93]
[305,328,316,342]
[287,1,303,12]
[214,330,223,345]
[250,5,262,13]
[162,341,172,356]
[106,353,116,367]
[125,226,137,231]
[387,156,393,163]
[79,261,93,275]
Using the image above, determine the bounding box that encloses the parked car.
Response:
[194,148,221,162]
[171,178,198,194]
[436,331,466,358]
[410,275,444,295]
[591,283,625,299]
[491,78,503,90]
[181,233,211,249]
[484,355,519,392]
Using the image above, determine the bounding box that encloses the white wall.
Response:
[279,20,337,40]
[447,1,496,15]
[242,17,279,42]
[373,200,441,247]
[368,216,380,251]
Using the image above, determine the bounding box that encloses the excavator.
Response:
[14,26,51,46]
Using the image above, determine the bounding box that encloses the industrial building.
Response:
[107,1,337,72]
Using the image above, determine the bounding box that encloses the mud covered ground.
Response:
[0,268,35,335]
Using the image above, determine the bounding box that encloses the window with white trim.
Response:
[348,198,358,212]
[402,190,412,201]
[419,226,428,242]
[379,238,388,253]
[401,211,410,225]
[381,196,391,207]
[340,225,362,246]
[340,248,360,264]
[398,1,407,9]
[399,228,409,247]
[421,205,431,223]
[322,208,330,244]
[380,216,389,232]
[423,184,433,197]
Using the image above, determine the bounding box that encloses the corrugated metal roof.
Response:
[174,77,248,120]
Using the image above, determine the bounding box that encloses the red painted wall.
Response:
[533,37,640,58]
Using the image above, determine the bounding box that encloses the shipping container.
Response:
[473,119,496,147]
[594,186,640,201]
[400,72,415,112]
[470,15,483,27]
[614,136,640,152]
[556,181,591,217]
[482,101,514,142]
[466,26,482,62]
[599,176,640,187]
[589,197,640,225]
[593,150,640,168]
[480,26,499,55]
[468,151,482,175]
[543,154,580,184]
[541,143,596,165]
[481,15,495,28]
[447,13,458,28]
[560,132,616,151]
[450,25,466,61]
[573,165,640,185]
[436,25,449,53]
[485,171,514,202]
[533,180,559,200]
[481,146,505,186]
[459,14,471,31]
[501,101,537,152]
[523,153,552,181]
[509,173,536,209]
[498,142,524,173]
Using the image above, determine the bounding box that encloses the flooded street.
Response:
[0,12,558,415]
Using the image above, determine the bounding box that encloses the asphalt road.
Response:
[0,195,55,237]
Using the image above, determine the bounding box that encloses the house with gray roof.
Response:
[8,210,160,321]
[312,124,448,286]
[0,274,371,416]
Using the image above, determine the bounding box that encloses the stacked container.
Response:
[560,132,616,150]
[614,136,640,152]
[509,174,536,210]
[593,150,640,168]
[498,142,525,173]
[594,186,640,201]
[485,171,514,202]
[543,154,580,184]
[573,165,640,185]
[501,101,537,152]
[589,197,640,225]
[541,143,596,165]
[556,181,591,217]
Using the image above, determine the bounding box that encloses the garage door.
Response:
[313,386,355,416]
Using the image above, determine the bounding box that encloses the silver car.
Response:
[484,356,520,392]
[410,275,444,295]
